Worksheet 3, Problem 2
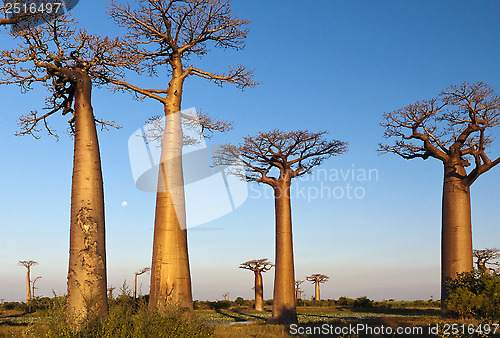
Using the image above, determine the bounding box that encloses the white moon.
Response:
[122,201,128,207]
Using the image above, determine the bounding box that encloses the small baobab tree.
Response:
[107,286,116,299]
[217,130,348,323]
[474,248,500,275]
[240,259,274,312]
[31,276,42,298]
[294,280,304,300]
[108,0,256,312]
[306,274,329,301]
[1,15,124,323]
[379,82,500,302]
[18,260,37,301]
[133,267,151,299]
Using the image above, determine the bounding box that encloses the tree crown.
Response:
[18,260,38,268]
[239,259,274,273]
[108,0,257,100]
[0,15,123,138]
[216,129,348,186]
[380,82,500,185]
[306,273,329,284]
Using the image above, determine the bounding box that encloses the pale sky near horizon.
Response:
[1,0,500,303]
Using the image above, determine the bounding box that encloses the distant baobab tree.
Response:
[473,248,500,275]
[107,0,256,313]
[379,82,500,302]
[31,276,42,298]
[217,130,348,323]
[222,292,230,301]
[107,287,116,299]
[18,260,37,301]
[133,267,151,299]
[240,259,274,311]
[306,274,329,301]
[0,15,125,323]
[294,281,304,300]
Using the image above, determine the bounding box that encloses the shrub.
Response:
[2,302,27,312]
[234,297,245,306]
[336,296,354,307]
[207,301,231,310]
[445,270,500,319]
[353,296,373,308]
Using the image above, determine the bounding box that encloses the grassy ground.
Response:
[1,303,499,337]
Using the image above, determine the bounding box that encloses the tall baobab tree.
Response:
[240,259,274,312]
[0,16,124,323]
[133,267,151,299]
[108,0,256,312]
[18,260,37,301]
[306,274,329,301]
[217,130,348,323]
[31,276,42,298]
[294,280,304,300]
[380,82,500,302]
[473,248,500,275]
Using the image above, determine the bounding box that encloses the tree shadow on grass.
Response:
[230,308,269,321]
[0,320,29,327]
[353,307,441,316]
[215,309,251,322]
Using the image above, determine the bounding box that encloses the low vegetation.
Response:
[1,292,498,337]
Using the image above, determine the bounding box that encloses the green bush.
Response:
[234,297,245,306]
[336,296,354,307]
[445,270,500,319]
[207,301,230,310]
[353,296,373,308]
[2,301,28,312]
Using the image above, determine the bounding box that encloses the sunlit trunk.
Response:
[441,163,473,304]
[314,282,320,301]
[26,267,31,302]
[255,272,264,311]
[133,274,138,299]
[272,180,297,323]
[67,74,108,324]
[149,57,193,312]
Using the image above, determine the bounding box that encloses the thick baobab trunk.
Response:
[26,267,31,302]
[272,180,297,323]
[255,272,264,311]
[441,163,473,304]
[67,74,108,323]
[149,58,193,312]
[314,282,320,301]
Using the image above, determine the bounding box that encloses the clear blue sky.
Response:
[1,0,500,302]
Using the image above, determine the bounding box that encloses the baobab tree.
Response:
[217,130,348,323]
[133,267,151,299]
[240,259,274,312]
[380,82,500,302]
[107,0,256,312]
[306,274,329,301]
[18,260,37,301]
[31,276,42,298]
[294,280,304,300]
[473,248,500,275]
[0,16,124,323]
